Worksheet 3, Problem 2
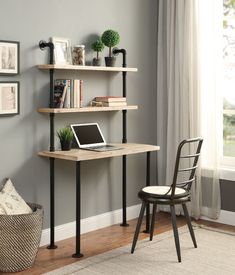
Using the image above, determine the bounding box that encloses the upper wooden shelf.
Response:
[37,64,138,72]
[37,105,138,113]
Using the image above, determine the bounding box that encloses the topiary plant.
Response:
[91,39,105,60]
[101,29,120,57]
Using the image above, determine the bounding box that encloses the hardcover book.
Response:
[53,79,68,108]
[102,101,127,107]
[95,96,126,103]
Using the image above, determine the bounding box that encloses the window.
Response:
[223,0,235,166]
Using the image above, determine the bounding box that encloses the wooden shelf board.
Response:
[37,64,137,72]
[37,105,138,113]
[38,143,160,162]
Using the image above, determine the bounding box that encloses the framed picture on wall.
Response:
[51,37,72,65]
[0,40,20,75]
[0,82,19,115]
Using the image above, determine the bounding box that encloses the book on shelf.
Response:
[80,80,84,107]
[95,96,126,103]
[53,79,68,108]
[64,79,71,108]
[102,101,127,107]
[53,79,84,109]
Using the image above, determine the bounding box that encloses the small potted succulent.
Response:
[91,39,105,66]
[57,127,74,151]
[101,29,120,67]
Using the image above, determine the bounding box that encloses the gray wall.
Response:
[0,0,158,229]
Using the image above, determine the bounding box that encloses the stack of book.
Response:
[93,96,127,107]
[53,79,84,108]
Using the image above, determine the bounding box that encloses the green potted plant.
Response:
[57,127,74,151]
[101,29,120,67]
[91,39,105,66]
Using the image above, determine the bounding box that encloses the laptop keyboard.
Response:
[92,145,114,149]
[86,145,121,151]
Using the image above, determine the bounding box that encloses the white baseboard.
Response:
[40,205,235,247]
[201,209,235,227]
[40,203,141,247]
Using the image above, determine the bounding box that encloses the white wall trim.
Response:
[201,209,235,227]
[40,204,141,247]
[40,204,235,247]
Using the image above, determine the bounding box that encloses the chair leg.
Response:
[131,202,146,254]
[150,204,157,241]
[170,205,181,262]
[182,203,197,248]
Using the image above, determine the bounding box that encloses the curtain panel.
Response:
[156,0,221,219]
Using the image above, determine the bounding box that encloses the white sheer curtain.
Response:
[198,0,222,218]
[156,0,221,219]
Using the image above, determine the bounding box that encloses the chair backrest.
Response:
[170,137,203,199]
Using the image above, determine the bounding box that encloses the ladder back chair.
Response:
[131,137,203,262]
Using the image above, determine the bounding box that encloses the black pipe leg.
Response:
[182,203,197,248]
[131,202,146,253]
[120,155,129,227]
[47,158,57,249]
[170,205,181,262]
[72,162,83,258]
[143,152,151,233]
[150,204,157,241]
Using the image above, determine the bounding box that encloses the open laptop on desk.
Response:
[71,123,122,152]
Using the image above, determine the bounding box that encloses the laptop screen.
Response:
[71,123,106,148]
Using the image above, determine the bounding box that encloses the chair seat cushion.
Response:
[141,185,189,199]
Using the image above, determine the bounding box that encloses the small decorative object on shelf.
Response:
[57,127,74,151]
[51,37,72,65]
[72,45,85,65]
[101,29,120,67]
[0,40,20,75]
[91,39,104,66]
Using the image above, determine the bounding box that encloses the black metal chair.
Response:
[131,137,203,262]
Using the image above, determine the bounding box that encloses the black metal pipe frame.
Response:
[143,152,151,233]
[114,48,129,227]
[72,162,83,258]
[39,40,57,249]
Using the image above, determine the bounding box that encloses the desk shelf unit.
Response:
[38,41,154,258]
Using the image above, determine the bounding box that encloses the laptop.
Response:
[71,123,121,152]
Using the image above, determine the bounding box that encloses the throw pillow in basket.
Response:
[0,179,32,215]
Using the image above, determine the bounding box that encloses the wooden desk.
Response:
[39,143,160,257]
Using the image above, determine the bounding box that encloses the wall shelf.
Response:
[37,105,138,113]
[37,64,138,72]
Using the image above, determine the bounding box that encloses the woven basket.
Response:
[0,203,43,272]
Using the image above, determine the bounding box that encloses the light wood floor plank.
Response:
[3,212,235,275]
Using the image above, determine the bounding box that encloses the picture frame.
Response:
[51,37,72,65]
[0,81,19,115]
[0,40,20,75]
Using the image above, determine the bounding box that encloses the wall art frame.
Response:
[0,40,20,75]
[0,81,20,115]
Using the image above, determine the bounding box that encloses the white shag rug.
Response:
[44,225,235,275]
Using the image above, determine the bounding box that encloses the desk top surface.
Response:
[38,143,160,162]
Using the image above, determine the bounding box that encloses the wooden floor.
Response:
[3,212,235,275]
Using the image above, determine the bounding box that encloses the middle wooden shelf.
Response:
[37,105,138,113]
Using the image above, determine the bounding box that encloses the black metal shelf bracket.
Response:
[113,48,129,227]
[39,40,57,249]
